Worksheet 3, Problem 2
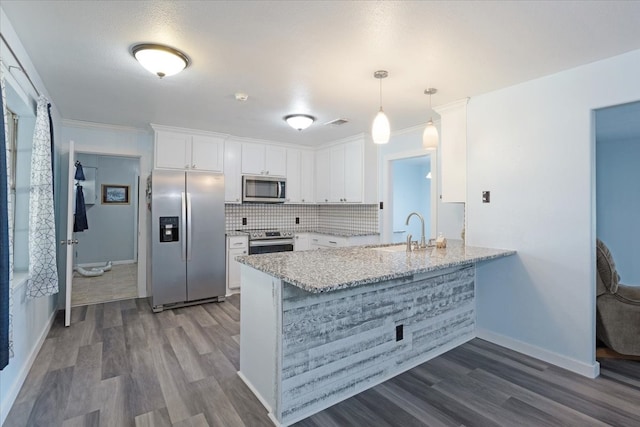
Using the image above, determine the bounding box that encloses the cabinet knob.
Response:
[301,199,305,202]
[325,199,328,202]
[266,170,269,175]
[236,198,240,202]
[344,198,347,202]
[192,164,196,169]
[185,164,189,169]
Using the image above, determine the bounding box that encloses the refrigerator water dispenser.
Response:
[159,216,179,242]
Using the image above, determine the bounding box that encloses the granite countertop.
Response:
[237,240,516,293]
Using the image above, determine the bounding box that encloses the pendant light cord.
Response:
[379,78,383,111]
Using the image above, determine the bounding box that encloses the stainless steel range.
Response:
[244,229,295,255]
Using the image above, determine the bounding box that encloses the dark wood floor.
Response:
[5,295,640,427]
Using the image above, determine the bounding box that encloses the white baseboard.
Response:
[0,309,57,426]
[476,327,600,378]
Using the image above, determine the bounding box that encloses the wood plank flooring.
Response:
[5,294,640,427]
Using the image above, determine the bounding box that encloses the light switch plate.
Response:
[482,191,490,203]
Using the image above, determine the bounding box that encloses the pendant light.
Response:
[422,88,439,149]
[132,43,190,78]
[372,70,390,144]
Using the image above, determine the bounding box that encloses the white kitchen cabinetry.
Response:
[242,142,286,176]
[434,98,469,203]
[286,149,301,203]
[310,234,347,249]
[153,126,224,172]
[315,148,330,203]
[224,139,242,203]
[308,233,378,250]
[300,150,315,203]
[329,140,363,203]
[227,235,248,294]
[286,149,315,203]
[315,136,375,204]
[294,233,311,251]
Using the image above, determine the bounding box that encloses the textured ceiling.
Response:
[2,1,640,146]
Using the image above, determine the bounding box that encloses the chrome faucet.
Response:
[405,212,427,249]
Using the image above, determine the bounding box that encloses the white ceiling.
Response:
[2,1,640,147]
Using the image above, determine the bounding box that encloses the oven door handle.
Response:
[249,239,295,247]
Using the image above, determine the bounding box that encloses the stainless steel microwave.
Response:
[242,175,286,203]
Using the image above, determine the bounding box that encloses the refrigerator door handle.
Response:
[186,192,193,261]
[181,192,187,261]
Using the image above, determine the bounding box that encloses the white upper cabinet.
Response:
[434,98,469,203]
[191,135,224,171]
[315,148,330,203]
[300,150,315,203]
[286,148,315,203]
[343,140,363,203]
[286,148,301,203]
[241,142,286,176]
[321,139,366,203]
[153,126,224,172]
[224,139,242,203]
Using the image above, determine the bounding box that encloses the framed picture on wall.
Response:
[102,184,130,204]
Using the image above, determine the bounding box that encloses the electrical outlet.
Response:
[295,217,300,224]
[242,217,247,225]
[395,324,403,341]
[482,191,490,203]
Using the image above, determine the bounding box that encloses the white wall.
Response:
[467,49,640,376]
[596,137,640,284]
[0,7,63,424]
[392,159,431,242]
[74,153,140,265]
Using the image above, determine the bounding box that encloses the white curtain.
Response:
[1,65,14,358]
[26,96,58,298]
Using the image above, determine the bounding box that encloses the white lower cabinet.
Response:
[310,233,379,249]
[294,233,311,251]
[226,235,248,294]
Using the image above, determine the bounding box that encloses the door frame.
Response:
[66,147,146,312]
[381,148,438,244]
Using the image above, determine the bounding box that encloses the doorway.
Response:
[594,100,640,358]
[382,150,437,244]
[71,152,140,306]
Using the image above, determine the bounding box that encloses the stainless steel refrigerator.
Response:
[148,169,225,311]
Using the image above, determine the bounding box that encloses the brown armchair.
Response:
[596,239,640,356]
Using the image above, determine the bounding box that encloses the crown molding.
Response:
[62,119,147,133]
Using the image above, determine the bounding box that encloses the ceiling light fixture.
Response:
[284,114,315,131]
[372,70,390,144]
[132,43,190,79]
[422,88,439,149]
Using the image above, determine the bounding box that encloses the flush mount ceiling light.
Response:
[132,43,190,78]
[284,114,315,131]
[372,70,390,145]
[422,88,439,149]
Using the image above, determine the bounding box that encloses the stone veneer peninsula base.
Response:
[237,242,515,426]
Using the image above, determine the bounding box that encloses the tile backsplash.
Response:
[225,204,378,234]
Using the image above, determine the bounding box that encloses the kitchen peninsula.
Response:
[236,241,515,426]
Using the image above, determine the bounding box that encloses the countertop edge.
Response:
[238,246,516,293]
